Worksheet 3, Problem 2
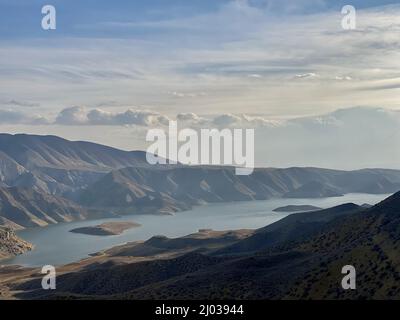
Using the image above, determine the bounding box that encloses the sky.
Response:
[0,0,400,169]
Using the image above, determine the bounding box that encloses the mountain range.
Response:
[1,133,400,228]
[0,133,150,196]
[79,166,400,213]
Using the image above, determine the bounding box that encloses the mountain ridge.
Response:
[79,166,400,213]
[1,133,400,225]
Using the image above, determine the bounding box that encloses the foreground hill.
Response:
[215,202,363,256]
[286,191,400,299]
[11,191,400,300]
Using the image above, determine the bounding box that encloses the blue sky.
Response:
[0,0,397,39]
[1,0,400,115]
[0,0,227,39]
[0,0,400,168]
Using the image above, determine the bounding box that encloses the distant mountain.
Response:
[0,134,400,205]
[1,133,400,223]
[0,134,149,171]
[0,134,151,196]
[0,187,110,229]
[283,180,343,198]
[79,166,400,213]
[1,134,400,203]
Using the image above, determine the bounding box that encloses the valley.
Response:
[0,133,399,301]
[2,193,386,267]
[1,191,400,300]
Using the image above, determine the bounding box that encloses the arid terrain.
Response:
[0,227,32,261]
[1,191,400,300]
[1,134,400,300]
[0,228,253,299]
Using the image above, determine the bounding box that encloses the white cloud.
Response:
[295,73,318,79]
[55,107,170,127]
[2,106,398,170]
[168,91,207,98]
[335,76,353,81]
[56,106,88,125]
[2,3,400,118]
[176,112,207,124]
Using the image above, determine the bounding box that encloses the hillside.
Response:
[216,202,363,255]
[285,191,400,299]
[0,134,399,214]
[0,187,110,229]
[116,191,400,299]
[0,134,151,196]
[13,191,400,300]
[0,134,149,171]
[79,166,400,211]
[283,180,343,198]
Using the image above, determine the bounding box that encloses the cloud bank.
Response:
[1,106,399,170]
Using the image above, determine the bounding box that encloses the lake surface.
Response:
[2,193,389,267]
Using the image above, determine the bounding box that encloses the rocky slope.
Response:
[0,226,33,260]
[0,134,151,197]
[0,187,110,229]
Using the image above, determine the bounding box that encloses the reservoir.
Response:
[2,193,389,267]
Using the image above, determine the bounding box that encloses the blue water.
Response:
[2,193,389,267]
